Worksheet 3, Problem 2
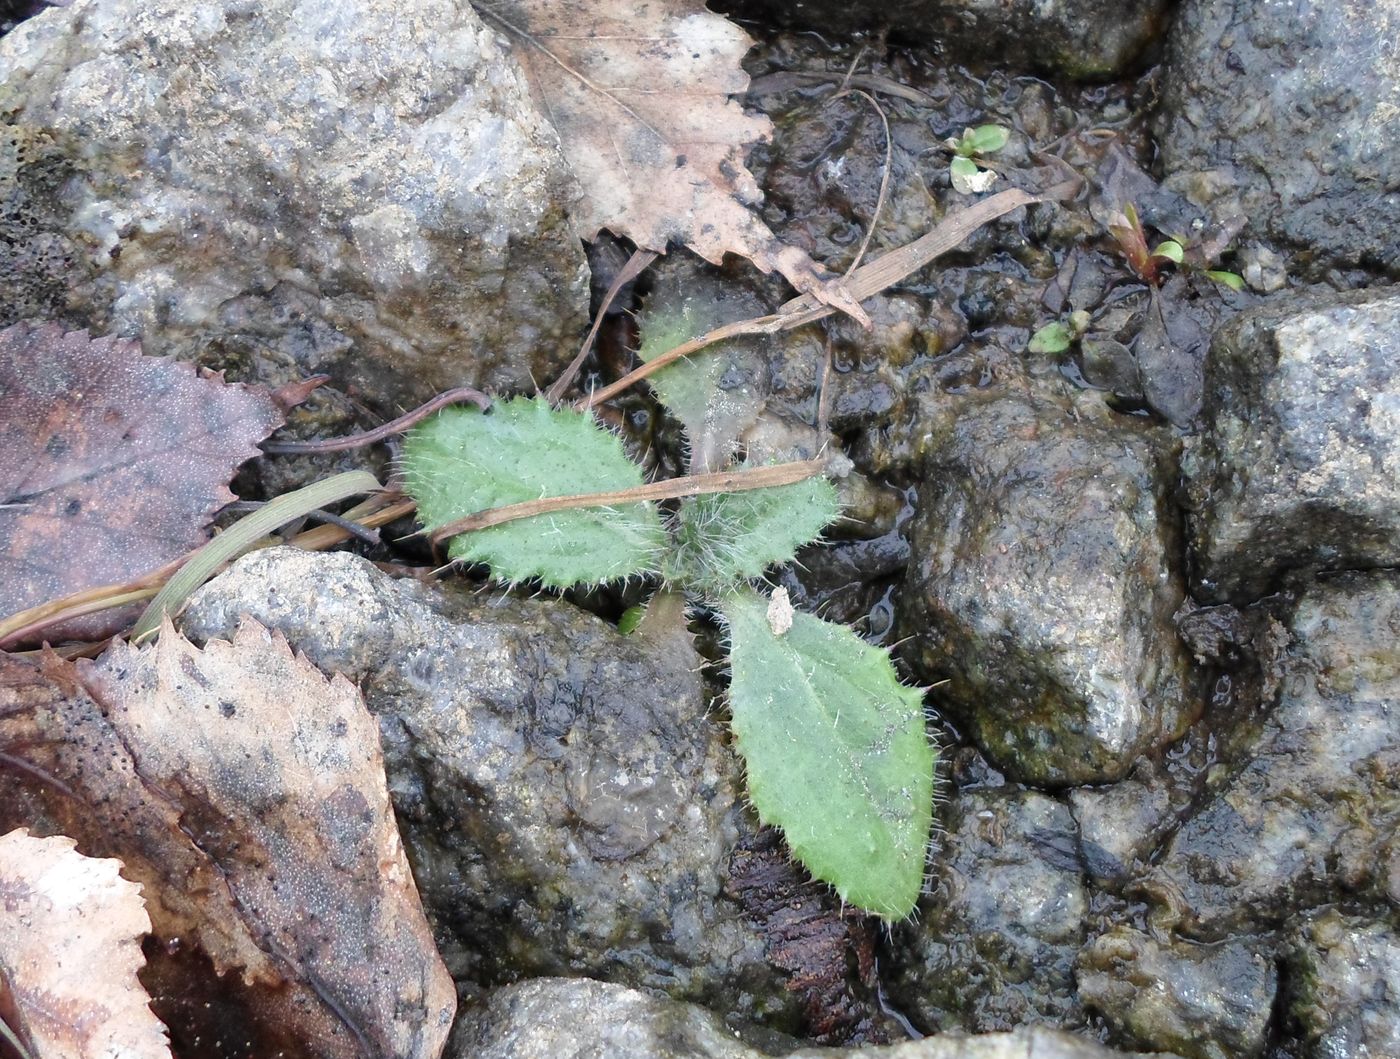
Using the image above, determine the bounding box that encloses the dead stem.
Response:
[429,459,824,544]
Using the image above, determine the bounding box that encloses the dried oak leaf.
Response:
[0,322,283,642]
[0,622,455,1059]
[0,829,172,1059]
[478,0,867,321]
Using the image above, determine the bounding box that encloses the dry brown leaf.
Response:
[0,322,283,643]
[0,623,455,1059]
[478,0,868,322]
[0,828,171,1059]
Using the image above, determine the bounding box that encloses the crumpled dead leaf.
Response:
[0,620,455,1059]
[478,0,868,322]
[0,828,171,1059]
[0,322,283,642]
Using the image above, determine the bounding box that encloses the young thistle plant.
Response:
[400,298,935,920]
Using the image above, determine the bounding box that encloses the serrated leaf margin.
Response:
[722,588,935,919]
[402,396,667,589]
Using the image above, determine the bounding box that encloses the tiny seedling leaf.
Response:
[1151,240,1185,264]
[722,588,934,919]
[965,124,1009,155]
[637,280,765,471]
[1205,269,1246,292]
[1028,321,1073,354]
[403,397,667,588]
[664,475,839,593]
[949,155,997,195]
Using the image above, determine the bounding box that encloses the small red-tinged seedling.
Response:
[1107,203,1244,291]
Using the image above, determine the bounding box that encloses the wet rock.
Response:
[1157,0,1400,275]
[1184,288,1400,603]
[0,122,93,327]
[1077,928,1276,1059]
[178,549,818,1028]
[1078,336,1143,403]
[720,0,1170,78]
[0,0,587,412]
[1068,775,1174,887]
[1284,910,1400,1059]
[888,787,1088,1032]
[1143,571,1400,939]
[449,977,1164,1059]
[896,390,1196,785]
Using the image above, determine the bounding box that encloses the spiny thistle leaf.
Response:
[664,475,839,592]
[722,588,935,919]
[402,397,667,588]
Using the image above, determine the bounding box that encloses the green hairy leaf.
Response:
[663,475,840,592]
[637,283,765,472]
[402,397,666,588]
[723,588,935,919]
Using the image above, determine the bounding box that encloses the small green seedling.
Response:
[401,300,935,920]
[1028,309,1091,355]
[945,124,1008,196]
[1107,203,1243,291]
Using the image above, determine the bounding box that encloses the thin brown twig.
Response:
[747,70,936,107]
[545,248,658,405]
[835,45,867,94]
[817,333,835,439]
[260,387,490,454]
[429,459,824,544]
[577,180,1079,411]
[828,87,893,278]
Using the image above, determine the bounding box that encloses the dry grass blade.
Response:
[260,387,490,454]
[0,495,412,649]
[579,179,1079,410]
[131,471,382,641]
[429,458,824,543]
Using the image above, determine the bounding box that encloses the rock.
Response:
[717,0,1170,78]
[1156,0,1400,275]
[888,787,1087,1032]
[1077,928,1276,1059]
[1284,911,1400,1059]
[449,977,1168,1059]
[1184,288,1400,603]
[1068,776,1174,887]
[0,0,587,412]
[896,390,1196,785]
[1142,571,1400,939]
[179,548,842,1031]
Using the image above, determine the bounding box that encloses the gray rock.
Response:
[1156,0,1400,275]
[1285,910,1400,1059]
[179,549,804,1026]
[888,787,1087,1032]
[1184,288,1400,603]
[450,977,1166,1059]
[1068,777,1174,887]
[717,0,1169,78]
[0,0,587,411]
[1143,571,1400,938]
[896,391,1196,785]
[1077,928,1276,1059]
